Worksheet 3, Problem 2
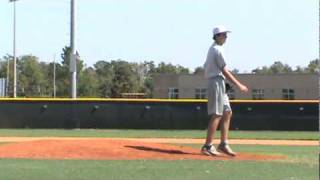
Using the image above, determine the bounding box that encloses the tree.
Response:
[0,55,11,78]
[131,62,148,88]
[56,46,85,97]
[110,60,140,97]
[251,66,270,74]
[175,65,190,74]
[306,59,319,73]
[154,62,190,74]
[193,66,204,75]
[94,61,114,97]
[154,62,177,74]
[60,46,84,73]
[252,61,293,74]
[78,67,99,97]
[142,61,156,97]
[17,55,45,97]
[0,55,14,95]
[293,66,306,73]
[39,61,53,96]
[269,61,292,74]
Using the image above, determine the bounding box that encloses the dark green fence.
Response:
[0,99,317,131]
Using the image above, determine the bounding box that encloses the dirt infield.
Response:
[0,137,317,146]
[0,138,288,161]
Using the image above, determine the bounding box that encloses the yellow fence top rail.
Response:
[0,98,317,104]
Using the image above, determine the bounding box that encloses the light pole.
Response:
[70,0,77,99]
[6,56,10,97]
[53,54,56,98]
[9,0,77,98]
[9,0,18,98]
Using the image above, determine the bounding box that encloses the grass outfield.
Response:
[0,129,318,180]
[0,129,318,140]
[0,160,317,180]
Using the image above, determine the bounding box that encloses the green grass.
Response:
[0,155,318,180]
[0,129,318,140]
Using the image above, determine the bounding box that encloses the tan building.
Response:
[153,73,318,100]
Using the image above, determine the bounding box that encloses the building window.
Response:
[252,89,264,100]
[195,88,207,99]
[282,89,295,100]
[168,88,179,99]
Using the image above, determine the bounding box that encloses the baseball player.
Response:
[201,25,248,156]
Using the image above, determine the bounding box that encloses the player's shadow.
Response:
[125,145,192,155]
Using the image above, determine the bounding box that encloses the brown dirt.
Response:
[0,138,286,161]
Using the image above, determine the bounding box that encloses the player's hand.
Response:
[238,84,248,93]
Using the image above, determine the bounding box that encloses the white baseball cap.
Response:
[213,25,231,36]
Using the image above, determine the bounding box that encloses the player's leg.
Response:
[205,114,222,145]
[201,77,223,156]
[218,94,236,156]
[201,114,222,156]
[220,110,232,143]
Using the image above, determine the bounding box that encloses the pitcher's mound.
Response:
[0,139,284,161]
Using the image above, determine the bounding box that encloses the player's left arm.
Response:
[222,67,248,93]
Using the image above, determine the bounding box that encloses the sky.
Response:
[0,0,318,72]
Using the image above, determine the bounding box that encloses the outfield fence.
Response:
[0,98,317,131]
